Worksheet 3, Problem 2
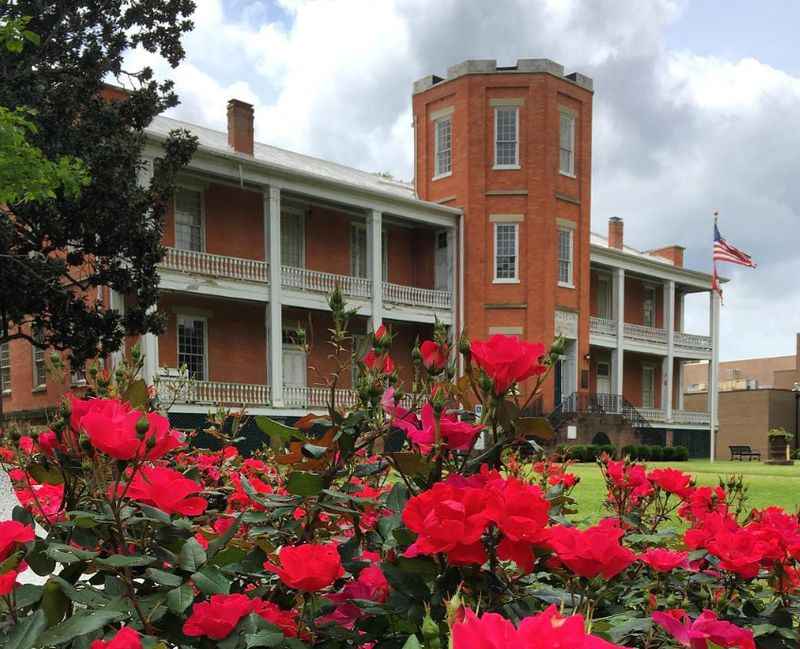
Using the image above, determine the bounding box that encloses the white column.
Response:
[109,289,125,371]
[663,280,675,422]
[141,308,159,386]
[367,210,383,329]
[612,268,625,408]
[677,360,685,411]
[708,289,721,461]
[678,290,685,332]
[267,187,284,407]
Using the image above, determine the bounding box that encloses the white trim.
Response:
[493,222,519,283]
[176,313,209,382]
[493,105,519,169]
[489,213,524,223]
[429,105,454,121]
[558,108,576,177]
[174,186,206,252]
[489,326,523,335]
[433,116,453,179]
[556,217,576,229]
[489,97,524,107]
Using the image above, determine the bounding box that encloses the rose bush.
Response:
[0,292,797,648]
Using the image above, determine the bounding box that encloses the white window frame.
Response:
[493,106,520,169]
[174,186,205,252]
[177,314,209,382]
[0,342,10,395]
[559,108,576,177]
[32,341,47,390]
[642,364,656,408]
[281,207,306,269]
[433,116,452,180]
[493,222,519,284]
[557,225,575,288]
[350,223,388,281]
[643,284,657,328]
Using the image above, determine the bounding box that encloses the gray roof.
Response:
[146,115,421,204]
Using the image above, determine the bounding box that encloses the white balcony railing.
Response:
[674,331,713,353]
[159,378,271,406]
[589,316,617,337]
[672,409,711,425]
[383,282,452,310]
[161,247,269,284]
[638,407,665,422]
[283,386,359,410]
[281,266,372,299]
[623,323,668,346]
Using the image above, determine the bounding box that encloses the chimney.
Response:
[648,245,685,267]
[608,217,624,250]
[227,99,254,155]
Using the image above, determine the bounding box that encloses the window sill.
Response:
[493,278,520,284]
[493,164,520,171]
[558,282,576,289]
[32,385,47,394]
[432,171,452,181]
[559,171,577,179]
[1,389,10,396]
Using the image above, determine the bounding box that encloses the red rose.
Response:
[0,567,21,596]
[402,483,490,565]
[125,466,207,516]
[89,627,142,649]
[251,600,302,637]
[16,483,64,521]
[420,340,449,371]
[363,350,395,374]
[486,477,549,543]
[640,548,688,573]
[264,543,344,591]
[452,610,519,649]
[470,335,546,395]
[318,565,389,628]
[706,528,769,579]
[37,430,60,457]
[653,609,755,649]
[648,468,693,499]
[546,523,635,579]
[183,593,254,640]
[373,324,388,343]
[78,398,183,460]
[0,520,34,561]
[395,404,482,452]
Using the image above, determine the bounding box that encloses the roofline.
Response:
[144,128,462,219]
[590,242,726,288]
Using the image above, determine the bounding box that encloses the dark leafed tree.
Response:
[0,1,199,368]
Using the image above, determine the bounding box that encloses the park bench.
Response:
[729,445,761,461]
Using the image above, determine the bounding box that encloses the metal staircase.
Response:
[547,392,653,437]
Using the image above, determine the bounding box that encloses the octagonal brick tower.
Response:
[412,59,594,412]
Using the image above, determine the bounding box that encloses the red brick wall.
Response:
[413,69,593,410]
[622,352,662,408]
[624,278,664,328]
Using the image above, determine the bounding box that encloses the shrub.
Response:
[661,446,676,461]
[673,445,690,461]
[649,446,664,461]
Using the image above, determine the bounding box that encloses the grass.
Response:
[567,460,800,524]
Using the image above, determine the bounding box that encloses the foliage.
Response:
[0,1,197,364]
[768,428,792,441]
[0,295,798,648]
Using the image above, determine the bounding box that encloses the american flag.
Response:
[712,219,756,296]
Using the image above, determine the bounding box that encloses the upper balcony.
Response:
[589,316,712,358]
[159,247,453,323]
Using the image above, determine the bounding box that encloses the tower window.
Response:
[559,110,576,176]
[493,222,519,282]
[558,226,574,287]
[434,117,452,178]
[494,106,519,168]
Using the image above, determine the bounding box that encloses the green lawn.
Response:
[567,460,800,524]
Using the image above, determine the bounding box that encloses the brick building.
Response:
[0,58,721,456]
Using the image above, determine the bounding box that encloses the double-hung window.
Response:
[493,222,518,282]
[434,117,452,178]
[643,286,657,328]
[494,106,519,168]
[642,366,656,408]
[281,210,305,268]
[178,316,207,381]
[0,343,10,393]
[32,336,47,389]
[175,188,203,252]
[559,110,576,176]
[558,226,574,287]
[350,224,388,281]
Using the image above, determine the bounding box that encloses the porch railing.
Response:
[383,281,452,310]
[159,378,271,406]
[283,386,359,410]
[281,266,372,299]
[161,247,270,284]
[589,316,617,337]
[623,323,668,345]
[674,331,713,353]
[672,409,711,425]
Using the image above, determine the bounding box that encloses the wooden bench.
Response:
[729,445,761,461]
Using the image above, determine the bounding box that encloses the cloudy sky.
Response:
[128,0,800,362]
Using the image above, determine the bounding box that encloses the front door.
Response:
[282,347,307,388]
[642,366,656,408]
[434,230,451,292]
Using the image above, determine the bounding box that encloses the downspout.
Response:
[458,209,465,377]
[412,114,419,199]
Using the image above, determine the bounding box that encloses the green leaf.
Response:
[207,513,243,559]
[123,379,149,409]
[255,416,305,451]
[286,471,324,496]
[27,462,64,485]
[386,483,409,513]
[301,443,328,459]
[401,635,422,649]
[166,584,195,614]
[40,610,125,646]
[41,580,69,627]
[244,630,284,648]
[191,565,231,595]
[145,567,183,587]
[0,584,42,611]
[6,609,47,649]
[11,505,34,526]
[95,554,155,568]
[179,537,207,572]
[137,504,172,524]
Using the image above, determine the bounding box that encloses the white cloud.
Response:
[126,0,800,361]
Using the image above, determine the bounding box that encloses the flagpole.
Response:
[709,211,721,462]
